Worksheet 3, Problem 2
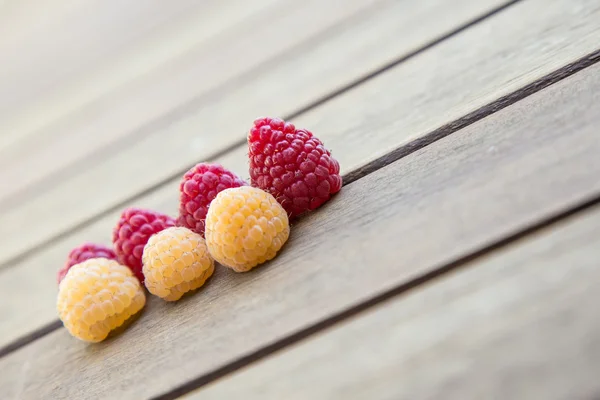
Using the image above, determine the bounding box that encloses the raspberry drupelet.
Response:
[178,163,247,237]
[112,208,176,283]
[248,117,342,219]
[205,186,290,272]
[58,243,117,284]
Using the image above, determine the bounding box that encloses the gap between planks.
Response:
[1,46,597,361]
[343,49,600,185]
[0,0,521,270]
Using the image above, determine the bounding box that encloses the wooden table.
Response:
[1,1,599,398]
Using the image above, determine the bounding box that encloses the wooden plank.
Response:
[0,0,375,198]
[192,205,600,400]
[1,55,599,400]
[0,0,518,264]
[0,0,259,146]
[0,0,202,118]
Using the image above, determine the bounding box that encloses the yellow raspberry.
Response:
[205,186,290,272]
[56,258,146,343]
[142,227,214,301]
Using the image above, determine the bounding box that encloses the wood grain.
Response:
[0,0,258,146]
[0,0,377,200]
[192,205,600,400]
[1,57,599,399]
[0,0,516,264]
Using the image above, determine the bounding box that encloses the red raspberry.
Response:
[112,208,176,283]
[248,117,342,218]
[58,243,117,284]
[177,163,247,236]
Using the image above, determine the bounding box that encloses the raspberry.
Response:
[248,117,342,218]
[205,186,290,272]
[178,163,247,236]
[58,243,117,284]
[142,227,214,301]
[112,208,176,283]
[56,258,146,342]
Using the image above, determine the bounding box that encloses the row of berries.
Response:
[57,117,342,342]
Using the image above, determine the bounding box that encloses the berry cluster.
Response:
[56,117,341,342]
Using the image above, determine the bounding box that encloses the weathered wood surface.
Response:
[193,205,600,400]
[0,0,596,358]
[0,55,598,399]
[1,0,599,352]
[0,0,522,264]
